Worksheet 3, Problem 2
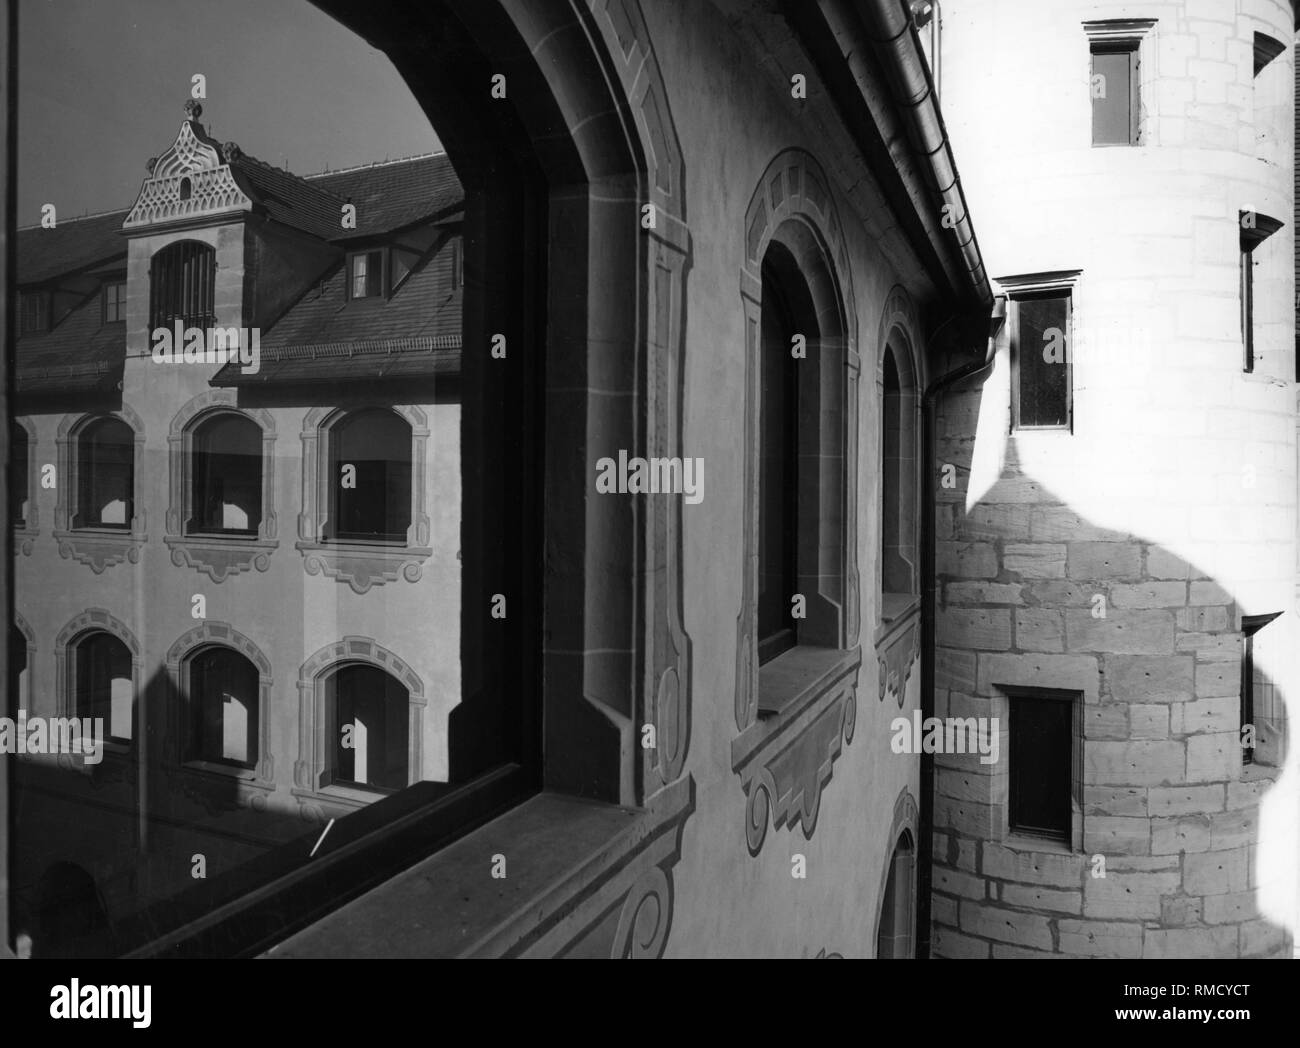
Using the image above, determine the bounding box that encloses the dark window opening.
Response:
[1240,212,1283,373]
[323,665,409,792]
[73,417,133,530]
[349,249,385,299]
[326,408,412,543]
[757,258,801,665]
[19,290,49,334]
[1009,690,1073,842]
[876,830,915,958]
[74,632,133,744]
[1091,42,1139,146]
[149,240,216,329]
[1012,291,1071,430]
[103,281,126,324]
[10,624,29,707]
[188,647,259,769]
[189,413,262,535]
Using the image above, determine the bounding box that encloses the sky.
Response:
[16,0,443,222]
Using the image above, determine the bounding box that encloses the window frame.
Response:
[1239,211,1283,374]
[999,271,1081,434]
[148,239,217,330]
[1001,684,1082,848]
[346,248,388,302]
[54,610,144,760]
[1083,19,1156,149]
[17,288,49,335]
[102,280,126,324]
[1240,611,1283,766]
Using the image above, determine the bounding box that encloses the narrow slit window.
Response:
[1011,291,1072,430]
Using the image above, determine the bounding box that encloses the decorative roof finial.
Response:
[184,99,203,122]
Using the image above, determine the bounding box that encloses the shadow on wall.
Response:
[932,460,1296,958]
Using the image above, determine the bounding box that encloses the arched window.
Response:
[880,338,918,617]
[149,240,215,329]
[757,246,806,664]
[72,631,133,743]
[186,646,259,768]
[73,417,134,530]
[11,422,29,527]
[326,408,412,542]
[876,830,915,958]
[322,664,410,792]
[189,412,262,534]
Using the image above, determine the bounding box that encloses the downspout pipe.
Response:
[861,0,989,309]
[916,296,1004,958]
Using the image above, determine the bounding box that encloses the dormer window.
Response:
[103,281,126,324]
[349,249,386,300]
[150,240,216,329]
[18,290,49,334]
[179,176,193,201]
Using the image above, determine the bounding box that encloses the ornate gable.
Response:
[123,102,255,230]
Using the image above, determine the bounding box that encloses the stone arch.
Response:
[872,786,919,957]
[12,415,38,552]
[293,636,427,797]
[879,288,922,607]
[11,612,36,707]
[53,608,143,726]
[735,148,862,734]
[165,621,274,782]
[165,389,278,581]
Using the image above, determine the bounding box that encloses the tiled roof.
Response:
[229,152,351,241]
[16,211,128,285]
[15,291,124,396]
[309,153,462,239]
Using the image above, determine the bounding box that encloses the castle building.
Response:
[1,0,1296,960]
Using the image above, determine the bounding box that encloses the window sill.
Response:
[731,645,860,855]
[264,779,696,959]
[875,599,920,707]
[54,527,146,573]
[166,534,277,582]
[294,539,433,595]
[1003,832,1074,856]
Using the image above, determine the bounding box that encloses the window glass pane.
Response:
[75,418,133,528]
[1091,48,1133,145]
[75,633,133,742]
[329,408,411,541]
[11,425,28,525]
[189,648,258,767]
[1010,697,1071,839]
[190,413,262,534]
[1015,294,1070,428]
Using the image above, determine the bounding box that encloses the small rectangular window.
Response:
[1008,690,1074,843]
[349,249,385,299]
[19,290,49,334]
[103,281,126,323]
[1011,291,1071,430]
[1241,612,1283,766]
[1240,211,1283,373]
[1091,42,1139,145]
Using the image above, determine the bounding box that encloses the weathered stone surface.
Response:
[955,504,1032,541]
[1148,784,1224,816]
[1177,605,1230,632]
[933,865,989,901]
[1239,919,1288,957]
[1104,655,1193,703]
[959,900,1054,950]
[936,648,978,692]
[999,883,1082,914]
[1208,809,1255,851]
[1084,816,1150,855]
[939,608,1012,650]
[1030,507,1132,543]
[1026,581,1095,606]
[1193,661,1237,698]
[1183,849,1248,895]
[1185,733,1237,783]
[1086,741,1184,786]
[931,893,959,927]
[1015,609,1064,652]
[1083,703,1128,739]
[1146,547,1190,580]
[1189,580,1232,605]
[1067,542,1142,580]
[1203,890,1257,924]
[1110,582,1187,609]
[1057,918,1143,958]
[1142,925,1237,958]
[1083,870,1180,918]
[1004,543,1066,579]
[1151,815,1211,854]
[1066,610,1175,654]
[1170,695,1236,734]
[932,925,991,959]
[946,582,1024,605]
[979,653,1100,702]
[938,541,998,579]
[982,843,1084,886]
[1161,895,1203,927]
[1084,786,1147,817]
[1129,704,1169,739]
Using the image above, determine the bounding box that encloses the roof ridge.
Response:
[303,151,447,180]
[17,206,130,232]
[232,150,347,202]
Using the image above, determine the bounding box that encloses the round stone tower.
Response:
[929,0,1298,958]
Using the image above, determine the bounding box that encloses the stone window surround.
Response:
[53,406,148,574]
[54,607,144,758]
[1083,19,1158,148]
[164,620,275,789]
[12,415,38,555]
[290,636,427,816]
[732,148,861,856]
[998,269,1081,434]
[872,787,919,958]
[994,684,1085,853]
[295,403,432,595]
[165,390,278,582]
[877,291,922,629]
